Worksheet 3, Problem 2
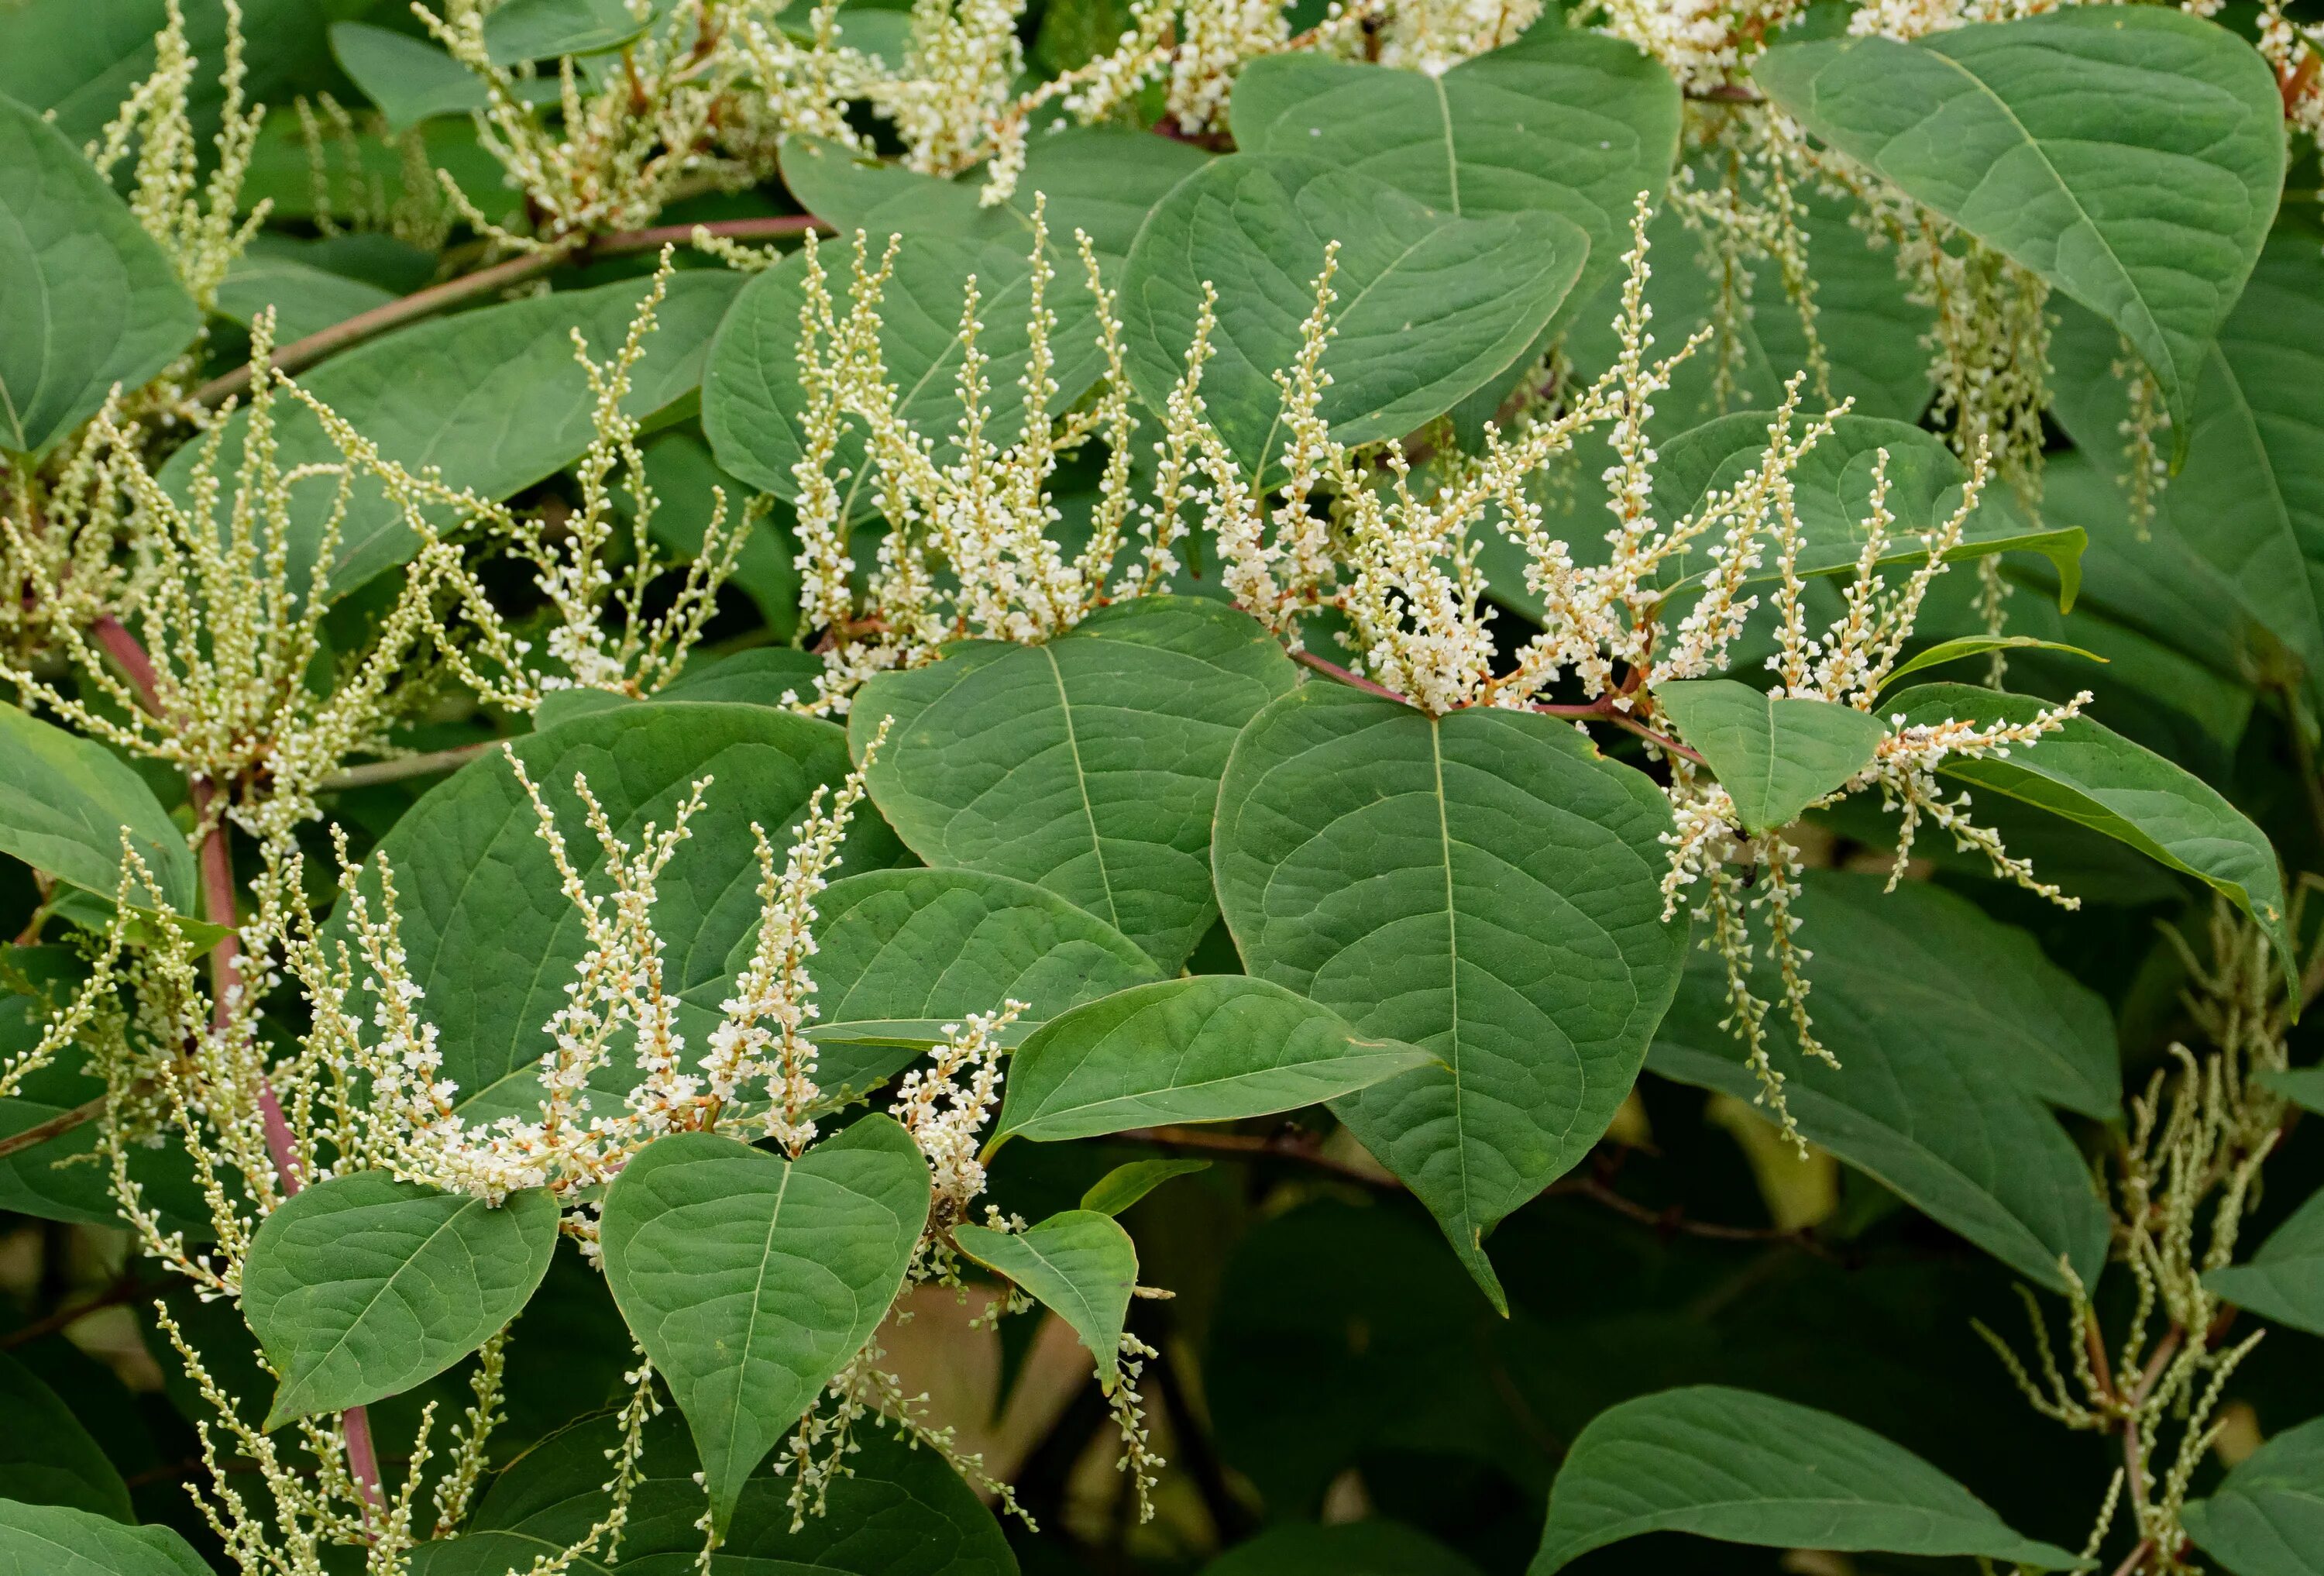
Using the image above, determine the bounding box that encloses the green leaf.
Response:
[954,1210,1136,1386]
[854,597,1297,970]
[0,1351,132,1520]
[1754,6,2284,456]
[328,22,558,132]
[1528,1385,2085,1572]
[1214,683,1683,1310]
[1204,1521,1486,1576]
[328,701,900,1129]
[1081,1158,1209,1216]
[242,1173,559,1426]
[0,701,197,917]
[1651,411,2085,606]
[597,1117,930,1533]
[1648,872,2117,1292]
[0,1500,211,1576]
[2182,1414,2324,1576]
[1228,22,1680,349]
[799,867,1164,1094]
[2047,214,2324,695]
[212,251,396,342]
[1887,682,2294,987]
[1875,635,2103,696]
[1654,680,1888,833]
[655,646,830,706]
[1120,156,1587,476]
[0,92,198,456]
[482,0,654,64]
[2205,1184,2324,1340]
[165,271,742,596]
[989,975,1432,1146]
[779,128,1212,270]
[2264,1067,2324,1115]
[702,229,1105,509]
[411,1408,1015,1575]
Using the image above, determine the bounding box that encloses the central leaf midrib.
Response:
[1041,643,1125,931]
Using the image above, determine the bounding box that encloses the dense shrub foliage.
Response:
[5,0,2324,1572]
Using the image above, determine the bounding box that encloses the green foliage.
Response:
[242,1175,559,1425]
[6,5,2324,1576]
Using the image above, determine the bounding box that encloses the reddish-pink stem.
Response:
[95,614,383,1519]
[1291,649,1409,704]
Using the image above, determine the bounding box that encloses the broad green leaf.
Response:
[0,1351,131,1520]
[1204,1521,1486,1576]
[213,251,395,342]
[328,22,557,131]
[780,128,1212,270]
[954,1210,1136,1386]
[702,229,1105,510]
[0,93,199,456]
[2182,1415,2324,1576]
[1888,683,2294,986]
[1229,22,1680,350]
[411,1408,1014,1575]
[1528,1385,2083,1572]
[1120,156,1586,475]
[328,701,900,1128]
[1654,680,1888,832]
[989,974,1432,1145]
[0,0,358,145]
[1876,635,2102,696]
[1214,683,1683,1310]
[854,597,1297,969]
[1081,1158,1209,1216]
[165,271,742,595]
[798,867,1164,1093]
[242,1173,559,1426]
[483,0,653,64]
[1651,411,2085,605]
[2047,215,2324,695]
[1755,7,2284,455]
[655,645,829,706]
[597,1117,930,1533]
[2205,1184,2324,1340]
[1648,872,2116,1292]
[0,702,197,917]
[2264,1067,2324,1115]
[0,1500,211,1576]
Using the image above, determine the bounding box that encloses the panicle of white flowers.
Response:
[709,718,891,1153]
[1107,1329,1164,1523]
[1589,0,1807,90]
[1868,692,2091,904]
[87,0,266,315]
[2259,0,2324,141]
[2,325,450,850]
[1373,0,1542,72]
[875,0,1029,177]
[893,1002,1026,1229]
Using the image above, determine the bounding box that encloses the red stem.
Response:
[95,614,383,1519]
[1291,649,1408,704]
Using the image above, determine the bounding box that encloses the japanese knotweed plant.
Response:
[5,3,2324,1576]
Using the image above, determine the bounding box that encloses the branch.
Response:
[319,742,493,792]
[0,1095,108,1160]
[1291,649,1408,705]
[1110,1124,1401,1190]
[193,213,831,404]
[0,1275,163,1350]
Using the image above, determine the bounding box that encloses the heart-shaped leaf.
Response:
[1530,1386,2084,1572]
[954,1210,1136,1387]
[2182,1414,2324,1576]
[1755,7,2284,456]
[242,1172,560,1426]
[0,1501,211,1576]
[1887,682,2293,987]
[799,867,1164,1094]
[597,1117,931,1532]
[854,597,1296,970]
[1229,23,1679,349]
[1214,683,1683,1310]
[1648,872,2116,1292]
[1120,156,1586,476]
[2205,1183,2324,1341]
[0,94,198,457]
[990,974,1433,1146]
[1655,680,1889,833]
